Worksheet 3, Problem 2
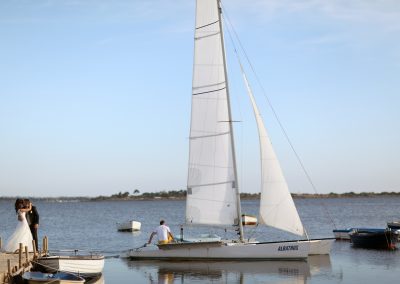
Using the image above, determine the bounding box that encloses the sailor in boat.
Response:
[148,220,175,245]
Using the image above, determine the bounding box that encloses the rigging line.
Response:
[225,24,309,239]
[220,4,337,230]
[214,6,245,199]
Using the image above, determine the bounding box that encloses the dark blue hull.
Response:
[387,222,400,230]
[350,229,397,250]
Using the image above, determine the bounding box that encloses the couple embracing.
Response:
[3,199,39,253]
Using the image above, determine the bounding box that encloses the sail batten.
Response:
[193,86,226,96]
[196,20,219,30]
[193,81,225,90]
[190,131,230,140]
[195,31,220,40]
[188,180,234,189]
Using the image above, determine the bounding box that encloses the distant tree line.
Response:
[90,189,261,200]
[91,189,187,201]
[91,190,400,201]
[292,191,400,198]
[1,191,399,201]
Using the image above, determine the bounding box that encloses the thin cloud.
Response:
[226,0,400,31]
[0,0,191,25]
[298,33,349,46]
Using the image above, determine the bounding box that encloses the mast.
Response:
[217,0,244,242]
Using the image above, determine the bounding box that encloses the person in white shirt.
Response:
[148,220,174,245]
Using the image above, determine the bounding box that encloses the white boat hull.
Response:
[37,255,105,276]
[117,220,141,232]
[126,240,309,260]
[333,229,352,240]
[23,272,85,284]
[304,239,334,255]
[242,214,257,226]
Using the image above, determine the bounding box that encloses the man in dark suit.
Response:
[25,199,39,251]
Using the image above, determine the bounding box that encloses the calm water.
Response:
[1,197,400,283]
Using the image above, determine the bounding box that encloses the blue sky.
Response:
[1,0,399,197]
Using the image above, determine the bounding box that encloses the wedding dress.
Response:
[4,211,33,252]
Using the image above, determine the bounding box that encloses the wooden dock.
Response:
[0,252,33,283]
[0,237,47,283]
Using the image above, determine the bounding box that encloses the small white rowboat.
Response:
[117,220,141,232]
[37,254,104,277]
[22,272,85,284]
[242,214,257,226]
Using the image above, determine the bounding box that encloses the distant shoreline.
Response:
[1,191,399,202]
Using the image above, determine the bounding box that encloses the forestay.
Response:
[186,0,239,226]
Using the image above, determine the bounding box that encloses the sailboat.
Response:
[127,0,331,260]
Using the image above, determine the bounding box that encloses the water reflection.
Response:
[308,255,332,275]
[122,257,332,284]
[86,274,104,284]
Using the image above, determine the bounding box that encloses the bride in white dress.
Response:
[3,199,34,253]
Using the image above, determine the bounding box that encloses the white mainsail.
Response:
[240,68,305,236]
[186,0,239,226]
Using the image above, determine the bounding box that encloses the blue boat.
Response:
[22,271,85,284]
[333,228,386,240]
[349,228,398,250]
[387,221,400,230]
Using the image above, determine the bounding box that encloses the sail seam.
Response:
[189,163,232,169]
[188,180,234,189]
[195,31,220,40]
[196,20,219,30]
[193,87,226,96]
[189,131,229,139]
[193,81,225,91]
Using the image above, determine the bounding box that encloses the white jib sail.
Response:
[186,0,239,226]
[241,70,304,236]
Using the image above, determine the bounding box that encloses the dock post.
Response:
[0,236,2,250]
[33,240,37,258]
[7,259,11,275]
[180,226,184,242]
[42,237,46,255]
[25,245,29,266]
[42,237,45,255]
[19,243,23,268]
[42,236,48,255]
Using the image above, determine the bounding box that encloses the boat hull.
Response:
[303,238,334,255]
[37,255,105,276]
[241,214,257,226]
[22,272,85,284]
[333,229,353,240]
[387,221,400,230]
[117,220,141,232]
[126,240,309,260]
[350,229,398,249]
